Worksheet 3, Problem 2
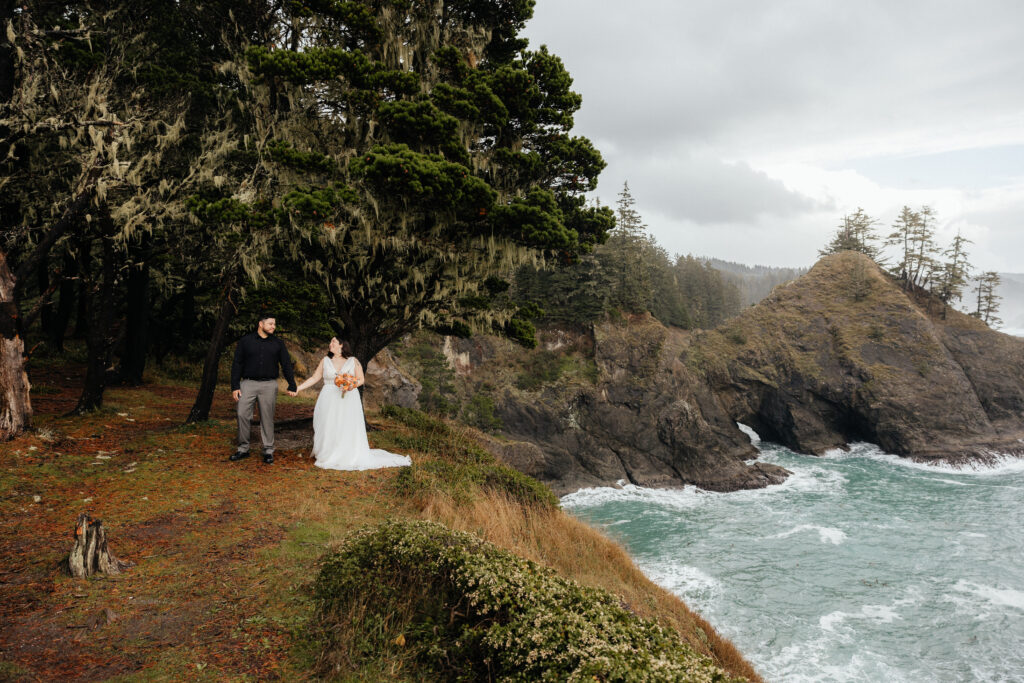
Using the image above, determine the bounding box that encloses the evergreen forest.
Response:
[0,1,757,432]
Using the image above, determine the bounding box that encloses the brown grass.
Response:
[2,356,764,681]
[419,488,764,682]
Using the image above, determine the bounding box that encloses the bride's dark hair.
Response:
[340,340,354,359]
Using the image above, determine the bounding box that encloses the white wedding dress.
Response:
[311,356,411,471]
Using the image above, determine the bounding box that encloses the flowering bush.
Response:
[314,520,742,682]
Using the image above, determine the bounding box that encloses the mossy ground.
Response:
[0,354,761,681]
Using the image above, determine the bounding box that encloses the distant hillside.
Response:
[703,258,807,307]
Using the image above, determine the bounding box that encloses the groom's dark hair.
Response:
[258,312,276,323]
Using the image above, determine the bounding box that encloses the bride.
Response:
[294,338,411,471]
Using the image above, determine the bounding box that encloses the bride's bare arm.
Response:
[295,360,324,393]
[354,359,365,387]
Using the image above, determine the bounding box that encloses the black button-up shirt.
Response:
[230,332,297,391]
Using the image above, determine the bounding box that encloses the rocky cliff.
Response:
[486,318,790,495]
[689,252,1024,464]
[378,252,1024,494]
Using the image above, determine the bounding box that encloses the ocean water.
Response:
[562,428,1024,682]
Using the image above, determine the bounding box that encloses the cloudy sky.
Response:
[523,0,1024,272]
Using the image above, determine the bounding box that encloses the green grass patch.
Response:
[380,405,557,509]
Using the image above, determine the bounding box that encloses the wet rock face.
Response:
[386,254,1023,494]
[363,348,421,410]
[697,253,1024,464]
[491,316,790,496]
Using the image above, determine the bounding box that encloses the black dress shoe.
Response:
[262,453,274,464]
[229,451,250,461]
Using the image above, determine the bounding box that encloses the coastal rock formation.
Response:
[443,319,789,496]
[388,252,1023,494]
[691,252,1024,463]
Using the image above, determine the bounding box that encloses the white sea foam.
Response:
[953,580,1024,610]
[821,441,1024,476]
[640,561,722,608]
[561,482,706,511]
[561,456,844,508]
[736,422,761,445]
[771,524,847,545]
[819,604,902,633]
[767,637,911,683]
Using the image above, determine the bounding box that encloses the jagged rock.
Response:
[493,315,789,495]
[363,348,420,410]
[694,252,1024,464]
[383,252,1024,494]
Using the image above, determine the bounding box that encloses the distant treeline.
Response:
[703,258,807,308]
[513,184,750,330]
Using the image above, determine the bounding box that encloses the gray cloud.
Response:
[599,151,827,224]
[523,1,1024,270]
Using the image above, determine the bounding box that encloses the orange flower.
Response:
[336,373,358,393]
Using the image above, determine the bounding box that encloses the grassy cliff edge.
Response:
[0,364,762,681]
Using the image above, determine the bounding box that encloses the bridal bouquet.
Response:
[334,373,358,396]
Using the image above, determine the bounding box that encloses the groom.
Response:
[229,313,297,464]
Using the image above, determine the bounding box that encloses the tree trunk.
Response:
[63,513,133,578]
[0,250,31,439]
[73,236,92,339]
[71,225,117,415]
[186,267,239,423]
[119,258,150,385]
[37,260,55,339]
[49,252,78,352]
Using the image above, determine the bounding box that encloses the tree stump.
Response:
[63,513,133,577]
[0,250,32,440]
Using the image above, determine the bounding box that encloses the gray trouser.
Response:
[237,379,277,454]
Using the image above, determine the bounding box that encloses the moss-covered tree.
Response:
[231,0,613,366]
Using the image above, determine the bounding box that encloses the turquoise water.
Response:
[561,427,1024,682]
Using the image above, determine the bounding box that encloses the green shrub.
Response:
[461,394,503,432]
[504,317,538,349]
[515,350,568,391]
[314,520,740,682]
[380,405,555,508]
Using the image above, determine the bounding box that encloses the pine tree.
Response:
[229,2,613,365]
[601,182,652,313]
[887,206,918,283]
[910,206,941,289]
[819,208,884,263]
[936,230,972,314]
[972,271,1003,327]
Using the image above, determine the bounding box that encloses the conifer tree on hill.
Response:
[200,0,615,366]
[972,271,1003,327]
[818,208,885,264]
